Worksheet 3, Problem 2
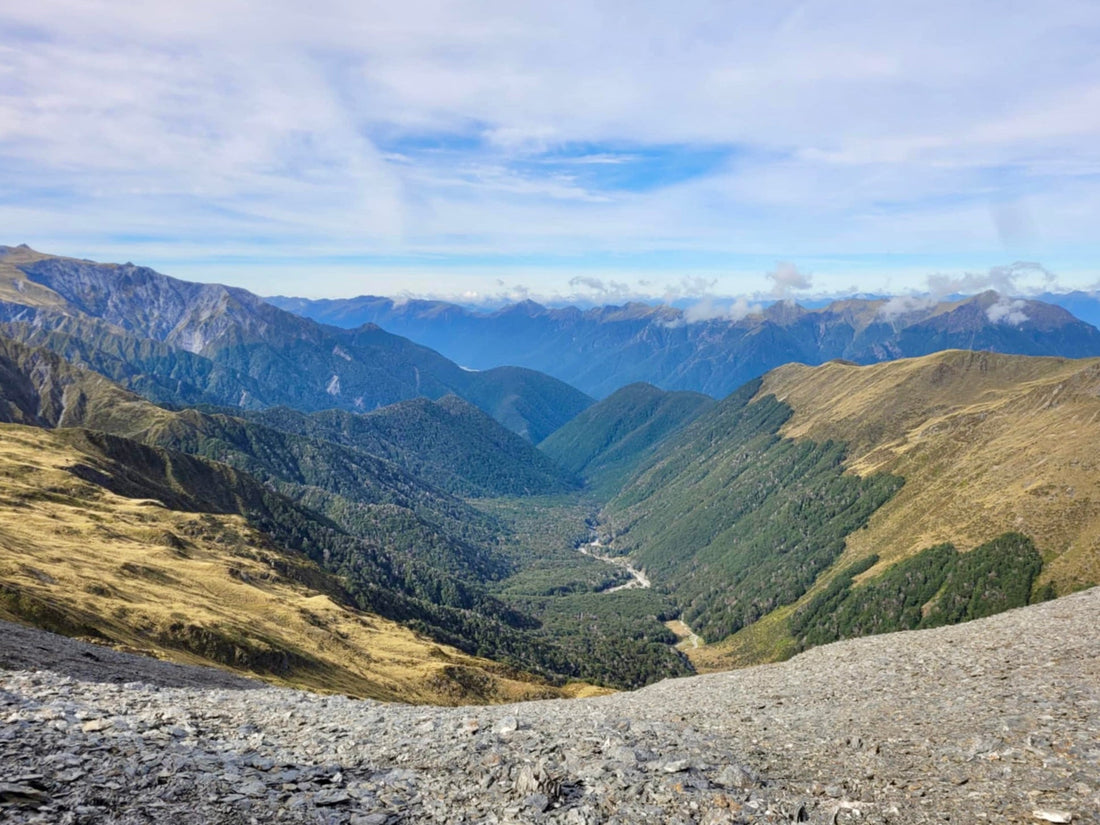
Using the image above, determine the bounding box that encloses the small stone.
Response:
[81,718,112,733]
[1033,811,1073,823]
[609,745,637,765]
[524,792,550,813]
[0,782,49,808]
[714,765,756,789]
[663,759,691,773]
[237,779,267,797]
[315,788,351,806]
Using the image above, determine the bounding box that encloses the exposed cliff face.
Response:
[0,246,593,441]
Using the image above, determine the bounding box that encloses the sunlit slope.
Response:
[690,351,1100,670]
[0,423,599,704]
[763,350,1100,592]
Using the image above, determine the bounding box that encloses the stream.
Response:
[577,539,651,591]
[577,536,704,648]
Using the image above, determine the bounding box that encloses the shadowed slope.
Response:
[0,423,598,703]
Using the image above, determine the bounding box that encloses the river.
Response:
[577,539,651,591]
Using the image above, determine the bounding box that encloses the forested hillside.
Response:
[0,246,592,442]
[539,382,714,494]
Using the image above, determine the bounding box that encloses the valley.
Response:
[1,244,1099,705]
[10,7,1100,821]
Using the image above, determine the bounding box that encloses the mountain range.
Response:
[2,243,1099,703]
[0,245,591,442]
[268,290,1100,398]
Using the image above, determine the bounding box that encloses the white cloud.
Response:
[2,1,1100,295]
[877,294,936,321]
[766,261,812,296]
[926,261,1057,299]
[567,275,635,302]
[682,296,760,323]
[986,297,1029,325]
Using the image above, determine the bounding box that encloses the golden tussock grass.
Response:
[0,423,605,704]
[697,351,1100,669]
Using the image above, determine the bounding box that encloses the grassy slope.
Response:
[692,350,1100,670]
[0,246,70,309]
[763,350,1100,591]
[602,381,902,642]
[0,423,603,704]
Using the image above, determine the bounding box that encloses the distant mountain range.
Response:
[0,245,592,441]
[269,291,1100,398]
[4,241,1100,700]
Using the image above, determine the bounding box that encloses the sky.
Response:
[2,0,1100,303]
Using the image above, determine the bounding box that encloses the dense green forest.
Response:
[236,395,580,498]
[603,380,904,641]
[539,382,714,496]
[791,533,1046,648]
[477,496,693,688]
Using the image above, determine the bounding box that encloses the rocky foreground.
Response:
[2,589,1098,825]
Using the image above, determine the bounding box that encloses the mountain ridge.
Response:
[269,289,1100,398]
[0,245,593,442]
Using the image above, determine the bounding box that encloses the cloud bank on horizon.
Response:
[2,0,1099,299]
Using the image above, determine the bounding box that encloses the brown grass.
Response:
[0,246,71,310]
[0,423,606,704]
[696,351,1100,669]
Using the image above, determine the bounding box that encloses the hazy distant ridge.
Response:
[269,291,1100,398]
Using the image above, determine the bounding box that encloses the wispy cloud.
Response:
[986,297,1030,325]
[682,296,761,323]
[1,1,1100,296]
[877,294,937,322]
[767,261,812,297]
[926,261,1057,299]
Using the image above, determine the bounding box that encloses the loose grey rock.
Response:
[0,782,48,807]
[1,588,1099,824]
[1034,811,1074,823]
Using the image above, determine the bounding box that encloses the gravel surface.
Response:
[2,588,1098,824]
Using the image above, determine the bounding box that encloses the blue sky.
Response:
[2,1,1100,302]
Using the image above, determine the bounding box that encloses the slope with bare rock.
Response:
[0,245,592,441]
